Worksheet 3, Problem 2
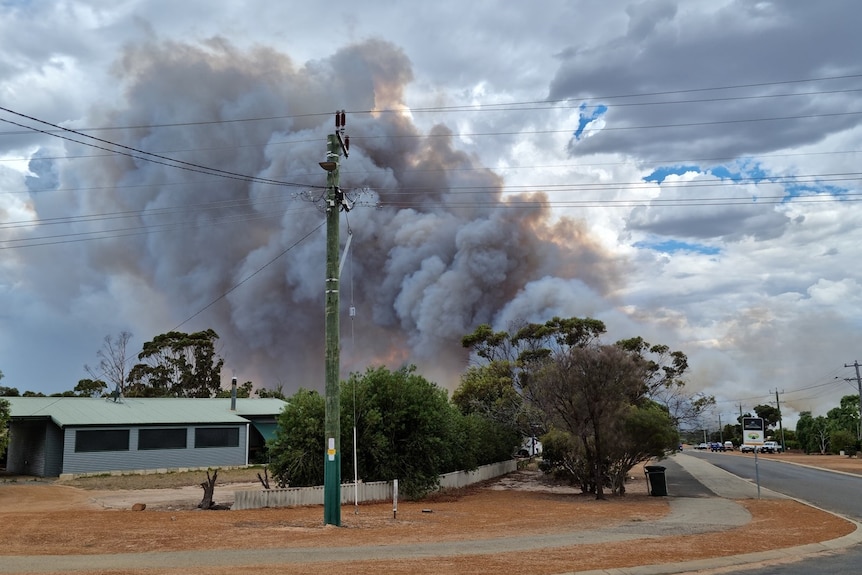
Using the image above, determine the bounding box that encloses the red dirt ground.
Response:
[0,453,858,575]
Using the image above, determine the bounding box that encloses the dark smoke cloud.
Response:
[22,38,623,392]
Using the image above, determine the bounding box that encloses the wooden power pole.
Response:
[321,111,349,526]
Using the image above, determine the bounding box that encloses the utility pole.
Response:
[321,110,350,526]
[771,388,786,451]
[718,413,723,443]
[844,361,862,442]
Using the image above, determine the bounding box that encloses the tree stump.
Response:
[198,469,219,509]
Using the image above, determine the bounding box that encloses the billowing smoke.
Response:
[18,38,622,392]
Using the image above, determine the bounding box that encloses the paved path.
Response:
[1,454,859,574]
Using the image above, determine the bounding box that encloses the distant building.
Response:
[4,396,286,477]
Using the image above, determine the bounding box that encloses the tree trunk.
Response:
[593,429,606,500]
[257,467,271,489]
[198,469,218,509]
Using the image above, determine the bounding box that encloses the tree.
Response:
[605,401,678,494]
[0,397,9,455]
[540,428,589,489]
[460,317,608,434]
[453,412,520,471]
[530,344,648,500]
[614,337,689,397]
[463,317,606,374]
[254,388,287,399]
[812,416,831,454]
[721,423,742,445]
[269,388,326,487]
[85,331,133,396]
[753,404,781,429]
[830,429,856,455]
[650,387,715,430]
[780,428,799,450]
[268,365,515,498]
[0,369,20,398]
[452,361,529,432]
[462,317,687,498]
[73,379,107,398]
[344,365,461,498]
[826,395,861,441]
[215,381,253,398]
[0,367,8,453]
[126,330,224,398]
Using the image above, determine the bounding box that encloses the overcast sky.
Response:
[2,0,862,429]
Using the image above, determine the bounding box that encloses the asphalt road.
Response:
[688,451,862,574]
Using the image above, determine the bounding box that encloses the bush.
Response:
[829,429,856,455]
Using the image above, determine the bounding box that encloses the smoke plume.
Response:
[20,38,623,392]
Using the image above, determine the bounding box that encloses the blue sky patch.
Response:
[633,239,720,255]
[644,165,701,183]
[710,161,768,182]
[644,159,771,185]
[573,103,608,140]
[784,182,847,199]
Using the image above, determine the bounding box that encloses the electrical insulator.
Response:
[340,110,346,127]
[345,136,349,151]
[335,111,341,128]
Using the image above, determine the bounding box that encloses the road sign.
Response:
[742,416,765,445]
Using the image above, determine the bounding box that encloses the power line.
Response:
[342,110,862,142]
[0,204,320,250]
[2,71,860,250]
[171,220,326,332]
[2,73,860,136]
[372,171,862,194]
[8,107,860,148]
[6,166,859,203]
[0,106,322,190]
[0,191,305,229]
[4,180,859,250]
[2,143,860,174]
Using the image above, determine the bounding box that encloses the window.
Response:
[138,428,187,450]
[195,427,239,448]
[75,429,130,452]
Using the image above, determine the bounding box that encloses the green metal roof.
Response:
[5,397,287,427]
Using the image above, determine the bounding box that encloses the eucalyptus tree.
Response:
[461,317,687,498]
[126,329,224,397]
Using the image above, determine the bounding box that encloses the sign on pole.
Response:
[742,417,765,445]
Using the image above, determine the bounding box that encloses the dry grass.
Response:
[49,466,269,490]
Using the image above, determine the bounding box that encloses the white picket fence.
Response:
[232,459,517,510]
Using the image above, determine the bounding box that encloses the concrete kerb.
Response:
[669,451,787,499]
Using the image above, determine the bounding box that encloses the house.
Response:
[3,396,286,477]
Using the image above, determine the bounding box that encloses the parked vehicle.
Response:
[696,442,709,450]
[709,442,723,452]
[760,441,782,454]
[723,441,734,451]
[515,437,543,457]
[740,441,782,454]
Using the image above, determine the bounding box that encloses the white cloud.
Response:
[1,0,861,426]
